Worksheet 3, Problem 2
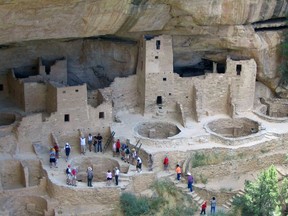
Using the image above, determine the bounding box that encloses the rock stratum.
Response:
[0,0,287,92]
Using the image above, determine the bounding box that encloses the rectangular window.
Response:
[163,78,167,81]
[62,91,66,94]
[75,89,79,92]
[155,56,158,59]
[236,64,242,75]
[156,40,161,50]
[0,84,3,91]
[99,112,105,119]
[64,114,70,122]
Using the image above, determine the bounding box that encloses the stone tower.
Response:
[137,35,174,115]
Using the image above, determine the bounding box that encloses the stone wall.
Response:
[7,71,25,110]
[24,82,47,113]
[0,74,8,98]
[39,58,67,84]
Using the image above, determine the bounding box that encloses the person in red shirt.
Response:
[200,201,207,215]
[116,139,121,157]
[163,156,169,171]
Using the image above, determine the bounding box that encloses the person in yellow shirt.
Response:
[176,164,182,181]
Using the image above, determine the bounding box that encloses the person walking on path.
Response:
[87,133,93,152]
[96,133,103,153]
[64,143,71,162]
[114,167,120,186]
[148,154,153,171]
[210,197,216,214]
[175,164,181,182]
[163,156,169,172]
[200,200,207,215]
[80,136,86,155]
[187,172,193,192]
[49,148,57,168]
[66,164,72,185]
[87,167,93,187]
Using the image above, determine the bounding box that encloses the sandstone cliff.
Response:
[0,0,287,93]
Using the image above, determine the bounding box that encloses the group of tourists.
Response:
[65,164,77,186]
[200,197,217,215]
[85,166,120,187]
[80,133,103,155]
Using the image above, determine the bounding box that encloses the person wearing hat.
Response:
[187,172,194,192]
[66,164,72,185]
[64,143,71,162]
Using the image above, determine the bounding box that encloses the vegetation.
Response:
[232,165,288,216]
[120,180,197,216]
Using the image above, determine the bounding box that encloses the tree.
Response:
[236,165,280,216]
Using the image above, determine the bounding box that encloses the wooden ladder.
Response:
[103,131,115,153]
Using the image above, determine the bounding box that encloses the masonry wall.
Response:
[46,83,57,114]
[7,71,25,110]
[227,58,256,112]
[136,38,146,114]
[24,82,47,113]
[39,58,67,84]
[111,76,138,112]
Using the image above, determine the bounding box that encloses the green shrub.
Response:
[191,152,208,168]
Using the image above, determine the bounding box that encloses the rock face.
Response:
[0,0,287,91]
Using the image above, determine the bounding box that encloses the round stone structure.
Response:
[206,118,259,138]
[0,113,16,126]
[135,121,181,139]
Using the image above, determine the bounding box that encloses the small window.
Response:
[186,96,188,98]
[156,96,162,105]
[75,89,79,92]
[45,65,51,75]
[236,64,242,75]
[99,112,105,119]
[64,114,70,122]
[163,78,167,81]
[169,93,172,96]
[63,91,66,94]
[155,56,158,59]
[156,40,161,50]
[0,84,3,91]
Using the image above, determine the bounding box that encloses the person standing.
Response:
[210,197,216,214]
[200,200,207,215]
[87,133,93,152]
[148,154,153,171]
[112,141,117,157]
[96,133,103,153]
[163,156,169,171]
[80,136,86,155]
[116,139,121,157]
[54,143,59,159]
[114,167,120,186]
[106,170,113,186]
[66,164,72,185]
[87,167,93,187]
[64,143,71,162]
[124,146,130,163]
[175,164,181,182]
[136,156,142,173]
[187,172,193,192]
[71,167,77,186]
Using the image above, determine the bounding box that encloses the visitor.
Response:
[80,136,86,155]
[53,143,59,159]
[148,154,153,171]
[187,172,193,192]
[106,170,113,186]
[93,135,98,152]
[87,167,93,187]
[124,146,130,163]
[120,143,126,160]
[71,167,77,186]
[66,164,72,185]
[96,133,103,153]
[131,148,137,165]
[49,147,57,168]
[112,141,117,157]
[136,156,142,173]
[175,164,181,182]
[64,142,71,162]
[114,167,120,186]
[116,139,121,156]
[87,133,93,152]
[200,200,207,215]
[163,155,169,172]
[210,197,216,214]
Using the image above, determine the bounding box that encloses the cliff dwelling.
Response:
[0,1,287,215]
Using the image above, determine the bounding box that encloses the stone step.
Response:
[222,204,230,209]
[193,196,201,202]
[197,199,204,205]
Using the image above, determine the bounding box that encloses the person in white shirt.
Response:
[136,156,142,173]
[80,136,86,155]
[114,167,120,186]
[106,170,113,186]
[87,134,93,152]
